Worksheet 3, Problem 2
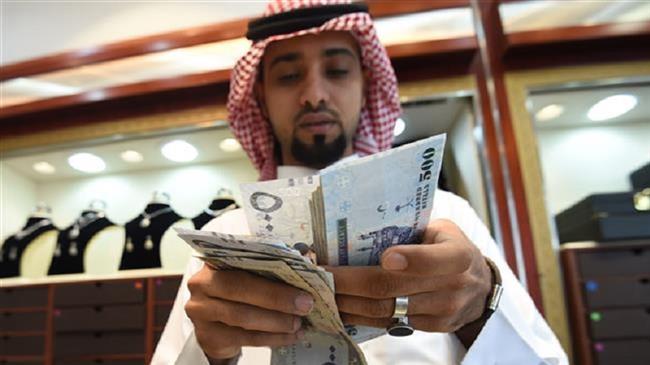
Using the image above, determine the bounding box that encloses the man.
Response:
[152,1,568,364]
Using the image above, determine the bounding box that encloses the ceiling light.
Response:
[68,153,106,173]
[535,104,564,122]
[32,161,56,174]
[120,150,143,163]
[161,140,198,162]
[587,94,637,121]
[219,138,241,152]
[394,118,406,136]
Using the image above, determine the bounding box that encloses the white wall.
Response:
[0,162,38,240]
[1,158,257,238]
[537,121,650,214]
[2,1,265,65]
[448,105,491,227]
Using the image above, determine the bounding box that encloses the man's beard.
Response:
[291,132,347,169]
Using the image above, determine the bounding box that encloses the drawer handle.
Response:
[632,248,644,256]
[94,306,103,312]
[641,278,649,285]
[94,282,103,288]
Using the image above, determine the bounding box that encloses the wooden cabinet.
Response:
[561,241,650,365]
[0,275,182,365]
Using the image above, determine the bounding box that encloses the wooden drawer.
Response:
[0,334,44,355]
[54,304,144,332]
[0,310,46,332]
[589,307,650,339]
[54,280,145,307]
[154,304,173,327]
[154,277,182,301]
[54,331,144,357]
[0,287,48,308]
[593,339,650,365]
[584,277,650,308]
[0,361,42,365]
[579,247,650,277]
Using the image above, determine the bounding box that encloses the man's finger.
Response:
[326,266,436,298]
[187,267,314,315]
[336,290,465,318]
[340,313,458,333]
[195,320,302,359]
[380,241,473,276]
[185,297,302,334]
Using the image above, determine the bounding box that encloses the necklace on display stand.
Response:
[54,212,104,257]
[126,207,174,252]
[2,218,54,262]
[204,203,237,218]
[14,218,52,240]
[139,207,173,228]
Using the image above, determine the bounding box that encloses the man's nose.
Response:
[299,72,330,109]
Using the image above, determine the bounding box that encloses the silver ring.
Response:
[387,316,414,337]
[392,296,409,319]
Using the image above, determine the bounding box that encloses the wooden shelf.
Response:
[0,331,45,337]
[0,307,47,313]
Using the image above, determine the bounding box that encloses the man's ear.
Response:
[255,80,269,119]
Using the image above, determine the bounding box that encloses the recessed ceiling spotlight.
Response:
[32,161,56,174]
[535,104,564,122]
[68,153,106,173]
[394,118,406,136]
[161,140,198,162]
[120,150,143,163]
[219,138,241,152]
[587,94,637,121]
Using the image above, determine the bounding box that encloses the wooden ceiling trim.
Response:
[506,21,650,47]
[0,38,478,119]
[0,70,230,119]
[0,1,471,81]
[0,18,249,82]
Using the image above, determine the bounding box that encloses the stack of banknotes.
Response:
[176,134,446,364]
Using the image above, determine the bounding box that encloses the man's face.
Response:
[257,31,365,168]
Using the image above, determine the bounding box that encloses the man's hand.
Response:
[185,266,314,362]
[326,219,492,347]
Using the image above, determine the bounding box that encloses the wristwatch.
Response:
[483,256,503,319]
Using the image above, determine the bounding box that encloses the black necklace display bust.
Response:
[192,198,238,229]
[1,217,57,278]
[119,203,182,270]
[48,211,113,275]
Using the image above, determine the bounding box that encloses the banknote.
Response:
[241,176,319,248]
[177,134,446,364]
[314,134,446,266]
[176,228,365,364]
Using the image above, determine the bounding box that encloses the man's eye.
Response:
[327,69,349,78]
[278,73,300,82]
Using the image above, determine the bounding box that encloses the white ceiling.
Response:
[2,127,247,181]
[531,83,650,130]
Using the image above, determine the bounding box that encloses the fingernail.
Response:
[294,293,314,313]
[383,253,407,271]
[293,317,302,332]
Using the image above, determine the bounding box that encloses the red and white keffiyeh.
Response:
[227,0,401,180]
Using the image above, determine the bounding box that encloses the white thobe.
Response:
[152,164,568,365]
